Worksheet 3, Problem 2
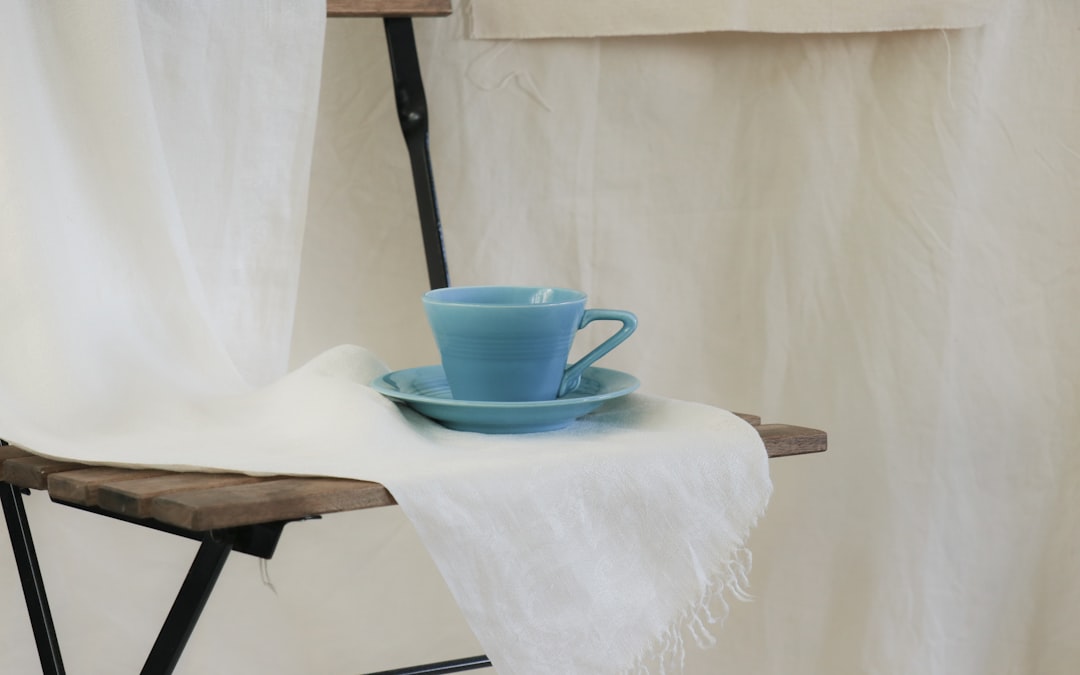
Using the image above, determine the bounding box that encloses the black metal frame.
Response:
[1,482,65,675]
[2,479,293,675]
[140,532,237,675]
[385,17,450,290]
[0,17,490,675]
[367,655,495,675]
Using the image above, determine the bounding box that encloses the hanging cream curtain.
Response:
[300,0,1080,671]
[373,0,1074,672]
[466,0,1008,38]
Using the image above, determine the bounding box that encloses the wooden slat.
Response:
[96,473,273,519]
[150,478,395,531]
[327,0,451,17]
[733,412,761,426]
[760,424,828,458]
[6,415,824,532]
[0,444,32,467]
[47,467,172,507]
[2,455,89,490]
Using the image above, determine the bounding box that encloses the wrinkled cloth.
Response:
[466,0,1007,39]
[0,2,771,673]
[10,344,770,674]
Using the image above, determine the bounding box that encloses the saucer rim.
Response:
[371,365,640,408]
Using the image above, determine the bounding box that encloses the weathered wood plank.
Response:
[151,478,395,531]
[2,455,89,490]
[0,444,32,468]
[327,0,451,17]
[96,473,273,519]
[6,416,824,531]
[47,467,172,507]
[733,412,761,426]
[760,424,828,458]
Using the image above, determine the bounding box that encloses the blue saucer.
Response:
[371,365,639,434]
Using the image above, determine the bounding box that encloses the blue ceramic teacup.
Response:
[423,286,637,402]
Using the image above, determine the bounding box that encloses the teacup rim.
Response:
[423,285,586,308]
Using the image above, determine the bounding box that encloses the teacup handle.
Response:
[559,309,638,397]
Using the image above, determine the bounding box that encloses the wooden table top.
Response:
[0,415,824,532]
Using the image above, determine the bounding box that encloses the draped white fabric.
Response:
[0,0,324,392]
[466,0,1008,38]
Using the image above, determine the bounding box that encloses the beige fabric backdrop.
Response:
[298,0,1080,672]
[467,0,1007,38]
[2,0,1077,673]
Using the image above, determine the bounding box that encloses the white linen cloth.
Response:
[466,0,1007,39]
[0,2,771,673]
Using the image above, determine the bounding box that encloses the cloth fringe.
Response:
[627,546,755,675]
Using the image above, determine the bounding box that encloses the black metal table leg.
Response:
[1,482,66,675]
[140,534,235,675]
[384,16,450,291]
